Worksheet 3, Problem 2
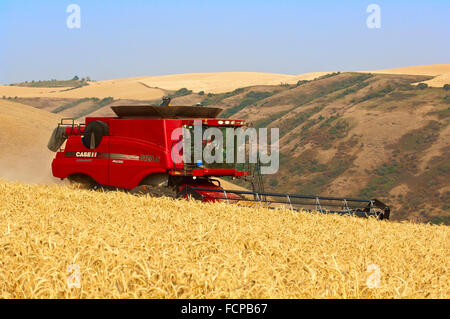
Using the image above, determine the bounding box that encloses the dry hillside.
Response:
[363,64,450,76]
[362,64,450,87]
[0,181,448,298]
[179,72,449,224]
[0,72,330,100]
[0,79,165,100]
[2,64,448,102]
[137,72,330,93]
[0,100,61,184]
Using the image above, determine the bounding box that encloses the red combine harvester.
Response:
[48,100,390,219]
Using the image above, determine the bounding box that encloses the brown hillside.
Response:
[0,79,166,100]
[197,72,449,224]
[0,100,62,184]
[364,64,450,76]
[361,64,450,87]
[0,72,329,100]
[137,72,330,93]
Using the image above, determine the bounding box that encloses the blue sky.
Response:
[0,0,449,84]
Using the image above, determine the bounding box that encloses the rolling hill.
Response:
[361,64,450,88]
[1,64,448,103]
[362,64,450,76]
[0,72,330,100]
[0,99,62,184]
[0,79,165,100]
[136,72,330,93]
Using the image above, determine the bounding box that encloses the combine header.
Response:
[48,99,390,220]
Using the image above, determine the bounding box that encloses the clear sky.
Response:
[0,0,449,84]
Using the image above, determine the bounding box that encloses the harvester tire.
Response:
[129,185,176,198]
[82,120,109,150]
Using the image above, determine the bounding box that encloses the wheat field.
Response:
[0,180,448,299]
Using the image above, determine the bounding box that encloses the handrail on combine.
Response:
[58,118,85,135]
[186,186,390,220]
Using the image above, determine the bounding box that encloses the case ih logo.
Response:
[75,152,97,158]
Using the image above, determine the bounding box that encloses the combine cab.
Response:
[48,99,390,220]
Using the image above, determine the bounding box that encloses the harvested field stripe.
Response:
[51,98,94,114]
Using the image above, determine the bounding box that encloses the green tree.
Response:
[417,83,428,89]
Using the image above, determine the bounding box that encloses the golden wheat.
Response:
[0,180,448,298]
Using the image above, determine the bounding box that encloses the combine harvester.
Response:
[48,99,390,220]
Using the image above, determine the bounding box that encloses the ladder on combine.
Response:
[250,160,266,202]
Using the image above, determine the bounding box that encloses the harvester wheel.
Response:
[129,185,176,198]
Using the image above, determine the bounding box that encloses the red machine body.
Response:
[50,109,249,201]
